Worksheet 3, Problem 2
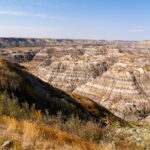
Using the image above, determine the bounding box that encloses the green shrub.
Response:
[0,91,38,120]
[0,67,22,91]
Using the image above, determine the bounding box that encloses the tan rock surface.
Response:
[74,58,150,121]
[0,47,41,63]
[32,55,113,91]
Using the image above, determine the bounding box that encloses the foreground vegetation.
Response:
[0,91,149,150]
[0,91,109,149]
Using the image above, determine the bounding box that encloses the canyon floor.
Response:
[0,38,150,149]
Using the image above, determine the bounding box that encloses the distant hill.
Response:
[138,40,150,46]
[0,37,136,48]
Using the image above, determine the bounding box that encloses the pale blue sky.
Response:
[0,0,150,40]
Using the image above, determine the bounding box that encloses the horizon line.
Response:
[0,36,140,42]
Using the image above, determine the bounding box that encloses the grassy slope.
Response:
[69,93,128,127]
[0,58,89,119]
[0,116,114,150]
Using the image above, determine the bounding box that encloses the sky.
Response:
[0,0,150,40]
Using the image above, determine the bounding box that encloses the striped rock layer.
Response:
[74,62,150,121]
[33,55,114,91]
[0,47,40,63]
[33,46,85,62]
[33,45,125,62]
[31,46,150,121]
[6,44,148,121]
[31,45,122,91]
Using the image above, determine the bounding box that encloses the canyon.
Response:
[0,38,150,121]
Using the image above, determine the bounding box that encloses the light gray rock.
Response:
[74,59,150,121]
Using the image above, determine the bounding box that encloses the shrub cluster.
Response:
[0,91,39,120]
[0,91,104,142]
[0,67,22,91]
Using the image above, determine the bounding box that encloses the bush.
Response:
[0,91,104,143]
[0,91,39,120]
[0,67,22,91]
[43,112,104,143]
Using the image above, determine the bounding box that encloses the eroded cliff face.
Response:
[33,55,113,91]
[0,47,41,63]
[31,45,121,91]
[74,55,150,121]
[1,41,150,121]
[30,45,150,121]
[33,46,85,62]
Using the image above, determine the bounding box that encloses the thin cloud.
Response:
[129,29,144,33]
[0,10,79,22]
[0,26,62,38]
[0,10,58,19]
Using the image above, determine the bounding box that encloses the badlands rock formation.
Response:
[33,55,112,91]
[0,47,41,63]
[28,45,150,121]
[32,45,121,91]
[74,55,150,121]
[1,39,150,121]
[33,46,85,62]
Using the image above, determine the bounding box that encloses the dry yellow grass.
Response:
[0,116,113,150]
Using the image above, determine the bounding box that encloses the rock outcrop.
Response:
[0,47,40,63]
[33,46,85,62]
[74,56,150,121]
[31,45,121,91]
[32,55,114,91]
